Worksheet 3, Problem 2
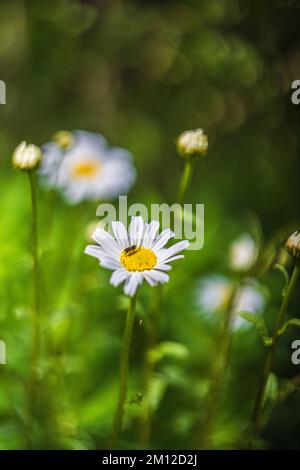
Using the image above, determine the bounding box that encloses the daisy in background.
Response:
[197,272,266,449]
[40,130,136,204]
[85,216,190,297]
[197,275,266,329]
[229,233,259,272]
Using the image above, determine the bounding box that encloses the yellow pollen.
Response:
[72,160,101,179]
[120,246,157,272]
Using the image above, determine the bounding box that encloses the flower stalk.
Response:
[199,281,240,449]
[200,280,242,449]
[27,169,42,446]
[110,292,138,449]
[176,159,195,205]
[138,284,162,447]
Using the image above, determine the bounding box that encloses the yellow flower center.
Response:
[72,160,101,179]
[120,246,157,272]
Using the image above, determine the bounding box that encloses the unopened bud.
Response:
[53,130,74,150]
[12,141,41,170]
[177,128,208,158]
[286,231,300,259]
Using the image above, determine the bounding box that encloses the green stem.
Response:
[199,283,239,449]
[138,285,162,448]
[110,292,138,449]
[137,158,195,447]
[27,170,41,447]
[176,159,195,205]
[249,262,300,447]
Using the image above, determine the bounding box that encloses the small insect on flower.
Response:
[85,216,190,297]
[124,245,137,256]
[12,141,41,171]
[40,130,136,204]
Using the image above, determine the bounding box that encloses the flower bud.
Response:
[285,231,300,259]
[53,130,74,149]
[12,141,41,170]
[176,128,208,158]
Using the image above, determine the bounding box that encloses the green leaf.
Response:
[277,318,300,337]
[148,341,189,364]
[147,375,168,412]
[239,311,271,346]
[263,372,279,408]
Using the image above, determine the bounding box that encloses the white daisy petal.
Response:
[110,268,129,287]
[73,130,107,151]
[129,216,144,247]
[158,254,185,264]
[39,143,64,187]
[155,263,172,271]
[92,228,121,257]
[111,221,129,249]
[124,272,143,297]
[100,256,122,270]
[158,240,190,262]
[146,270,170,284]
[143,272,158,287]
[84,245,105,260]
[151,229,175,251]
[142,220,160,248]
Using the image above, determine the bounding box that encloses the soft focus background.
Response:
[1,0,300,449]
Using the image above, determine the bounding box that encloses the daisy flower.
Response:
[85,216,190,297]
[40,130,136,204]
[197,275,233,314]
[229,233,258,272]
[197,275,266,329]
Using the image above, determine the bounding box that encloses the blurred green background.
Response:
[0,0,300,449]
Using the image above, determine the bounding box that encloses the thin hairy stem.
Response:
[27,170,41,448]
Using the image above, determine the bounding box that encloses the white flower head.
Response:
[177,128,208,158]
[85,216,190,297]
[12,141,41,170]
[232,281,266,329]
[229,233,258,272]
[197,275,266,329]
[286,230,300,259]
[197,275,233,314]
[40,130,136,204]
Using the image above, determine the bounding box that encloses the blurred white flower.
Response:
[197,275,233,313]
[85,216,190,297]
[229,233,258,272]
[232,282,266,328]
[40,130,136,204]
[197,275,266,329]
